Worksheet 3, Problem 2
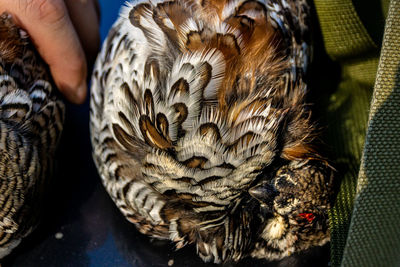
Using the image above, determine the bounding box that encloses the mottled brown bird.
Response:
[90,0,333,263]
[0,14,64,257]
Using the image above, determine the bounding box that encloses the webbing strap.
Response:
[312,0,381,265]
[342,1,400,266]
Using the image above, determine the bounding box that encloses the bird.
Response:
[0,13,65,258]
[90,0,334,263]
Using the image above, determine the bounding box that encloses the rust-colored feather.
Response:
[0,16,25,63]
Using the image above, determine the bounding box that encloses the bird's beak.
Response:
[249,182,278,208]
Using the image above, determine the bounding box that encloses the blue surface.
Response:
[99,0,126,41]
[87,234,130,267]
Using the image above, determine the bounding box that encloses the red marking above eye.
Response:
[299,213,315,223]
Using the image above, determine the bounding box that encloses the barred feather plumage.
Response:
[91,0,333,263]
[0,14,65,258]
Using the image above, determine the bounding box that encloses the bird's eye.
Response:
[298,213,315,223]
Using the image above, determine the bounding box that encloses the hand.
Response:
[0,0,100,104]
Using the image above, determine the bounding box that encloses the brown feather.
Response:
[139,115,173,149]
[0,15,25,63]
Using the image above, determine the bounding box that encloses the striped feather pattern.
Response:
[91,0,333,263]
[0,13,65,258]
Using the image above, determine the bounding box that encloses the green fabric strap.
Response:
[342,1,400,266]
[312,0,382,265]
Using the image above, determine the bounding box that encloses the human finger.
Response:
[0,0,87,104]
[65,0,100,68]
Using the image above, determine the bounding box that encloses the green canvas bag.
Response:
[312,0,399,266]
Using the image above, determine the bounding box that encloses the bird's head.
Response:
[249,160,334,256]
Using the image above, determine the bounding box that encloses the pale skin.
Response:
[0,0,100,104]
